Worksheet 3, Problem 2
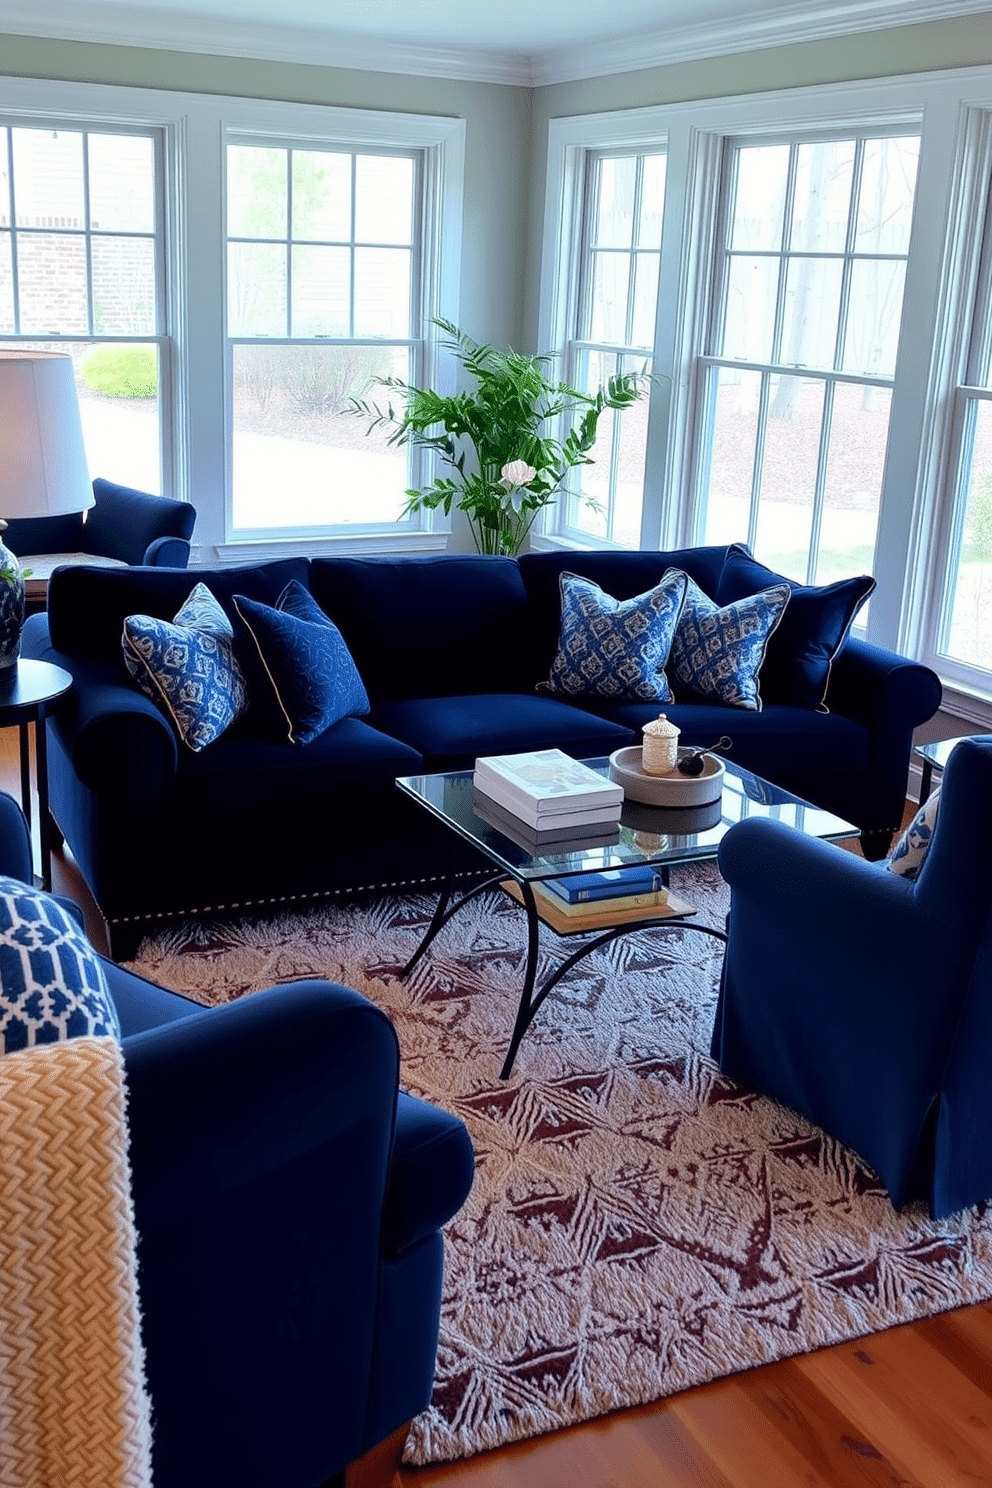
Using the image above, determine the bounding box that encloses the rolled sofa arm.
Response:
[823,636,942,844]
[825,635,942,733]
[21,613,179,799]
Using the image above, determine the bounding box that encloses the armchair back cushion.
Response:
[3,511,86,557]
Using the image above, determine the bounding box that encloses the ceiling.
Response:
[3,0,988,85]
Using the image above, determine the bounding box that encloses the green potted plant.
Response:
[353,319,651,556]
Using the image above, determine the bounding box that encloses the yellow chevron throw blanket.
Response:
[0,1036,153,1488]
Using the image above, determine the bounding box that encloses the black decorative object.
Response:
[677,735,732,776]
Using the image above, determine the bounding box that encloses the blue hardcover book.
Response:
[544,866,666,904]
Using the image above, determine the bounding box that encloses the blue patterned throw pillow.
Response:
[0,877,119,1055]
[122,582,248,752]
[887,788,940,880]
[666,570,790,711]
[538,570,688,702]
[232,580,370,746]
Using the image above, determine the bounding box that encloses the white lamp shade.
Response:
[0,352,94,520]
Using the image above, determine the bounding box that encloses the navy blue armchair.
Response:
[5,477,195,569]
[711,735,992,1220]
[0,790,474,1488]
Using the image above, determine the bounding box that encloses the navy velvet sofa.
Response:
[22,544,942,957]
[0,787,475,1488]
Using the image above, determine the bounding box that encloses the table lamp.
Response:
[0,351,93,673]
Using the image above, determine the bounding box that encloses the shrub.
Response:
[81,346,158,399]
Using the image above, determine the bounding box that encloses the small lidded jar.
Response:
[642,712,680,776]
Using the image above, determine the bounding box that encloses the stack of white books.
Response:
[473,749,623,844]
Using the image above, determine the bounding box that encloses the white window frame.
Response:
[538,66,992,722]
[693,122,922,591]
[0,74,465,563]
[0,92,175,498]
[217,102,463,554]
[537,110,671,551]
[899,104,992,713]
[556,145,668,547]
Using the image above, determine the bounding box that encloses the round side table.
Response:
[0,659,72,889]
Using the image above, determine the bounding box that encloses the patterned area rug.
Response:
[129,863,992,1466]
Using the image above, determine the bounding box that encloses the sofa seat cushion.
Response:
[108,962,202,1039]
[370,694,635,772]
[174,716,422,814]
[592,698,869,777]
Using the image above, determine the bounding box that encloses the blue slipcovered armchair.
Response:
[5,476,195,569]
[711,735,992,1221]
[0,790,474,1488]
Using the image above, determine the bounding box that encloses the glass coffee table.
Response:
[397,758,856,1078]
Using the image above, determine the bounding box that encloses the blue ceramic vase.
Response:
[0,527,25,674]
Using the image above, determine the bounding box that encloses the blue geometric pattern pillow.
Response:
[122,582,248,752]
[666,570,790,711]
[232,580,370,746]
[0,877,119,1055]
[887,788,940,880]
[537,570,688,702]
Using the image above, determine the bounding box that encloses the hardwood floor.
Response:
[2,727,986,1486]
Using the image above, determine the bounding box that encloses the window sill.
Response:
[206,532,451,565]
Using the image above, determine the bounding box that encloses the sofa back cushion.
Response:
[519,547,731,681]
[48,558,311,665]
[310,555,535,701]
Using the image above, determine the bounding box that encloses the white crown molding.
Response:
[532,0,992,86]
[0,3,533,86]
[0,0,989,88]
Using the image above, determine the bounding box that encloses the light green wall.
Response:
[525,12,992,340]
[0,34,534,358]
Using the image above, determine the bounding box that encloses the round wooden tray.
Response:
[608,746,725,806]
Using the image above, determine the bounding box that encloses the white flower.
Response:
[499,460,536,490]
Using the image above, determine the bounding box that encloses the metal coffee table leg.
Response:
[499,915,728,1080]
[401,867,506,978]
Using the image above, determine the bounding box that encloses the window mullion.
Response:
[807,379,836,584]
[769,144,797,366]
[349,153,357,340]
[624,157,644,348]
[936,391,982,657]
[748,371,771,552]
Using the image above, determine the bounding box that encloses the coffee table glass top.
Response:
[397,757,857,883]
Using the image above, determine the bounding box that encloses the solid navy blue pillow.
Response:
[232,580,370,745]
[715,544,875,713]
